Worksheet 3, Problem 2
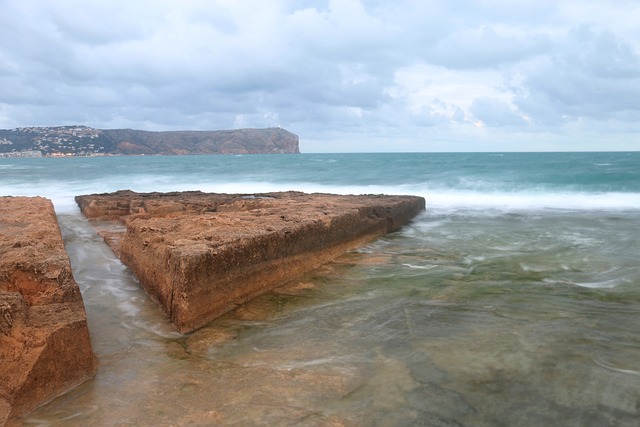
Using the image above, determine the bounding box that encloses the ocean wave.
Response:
[416,189,640,212]
[3,173,640,215]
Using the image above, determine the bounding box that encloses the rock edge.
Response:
[76,190,425,334]
[0,197,97,425]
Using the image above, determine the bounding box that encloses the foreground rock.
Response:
[0,197,97,424]
[76,190,425,334]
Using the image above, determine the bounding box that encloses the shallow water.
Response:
[3,152,640,425]
[12,206,640,426]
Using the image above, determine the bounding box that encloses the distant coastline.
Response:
[0,126,299,157]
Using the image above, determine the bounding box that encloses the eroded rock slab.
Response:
[76,190,425,334]
[0,197,97,424]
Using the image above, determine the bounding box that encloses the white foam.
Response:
[412,188,640,212]
[4,171,640,215]
[402,263,438,270]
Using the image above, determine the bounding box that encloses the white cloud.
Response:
[385,64,510,122]
[469,97,528,127]
[0,0,639,151]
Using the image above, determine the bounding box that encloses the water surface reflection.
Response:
[14,211,640,426]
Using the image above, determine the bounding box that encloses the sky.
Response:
[0,1,639,152]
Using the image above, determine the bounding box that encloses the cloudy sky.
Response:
[1,0,639,152]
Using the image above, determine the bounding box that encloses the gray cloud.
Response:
[514,26,640,125]
[428,27,551,70]
[0,0,639,151]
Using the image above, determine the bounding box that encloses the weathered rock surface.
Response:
[0,197,97,425]
[76,190,425,334]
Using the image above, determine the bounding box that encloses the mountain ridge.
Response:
[0,126,299,157]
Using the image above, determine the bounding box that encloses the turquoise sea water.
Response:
[2,152,640,426]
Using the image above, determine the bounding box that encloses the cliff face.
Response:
[0,126,299,156]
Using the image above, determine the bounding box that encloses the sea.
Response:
[1,152,640,426]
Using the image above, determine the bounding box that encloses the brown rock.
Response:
[76,190,425,334]
[0,197,97,424]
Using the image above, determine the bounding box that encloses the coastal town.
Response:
[0,126,107,157]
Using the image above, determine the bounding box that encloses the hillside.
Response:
[0,126,299,157]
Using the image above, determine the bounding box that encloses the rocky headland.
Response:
[0,126,299,157]
[76,190,426,334]
[0,197,97,424]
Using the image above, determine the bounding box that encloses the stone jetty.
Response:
[76,190,425,334]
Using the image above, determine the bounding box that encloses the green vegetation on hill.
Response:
[0,126,299,157]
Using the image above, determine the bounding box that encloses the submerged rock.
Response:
[0,197,97,424]
[76,190,425,334]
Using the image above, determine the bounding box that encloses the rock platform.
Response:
[76,190,425,334]
[0,197,97,425]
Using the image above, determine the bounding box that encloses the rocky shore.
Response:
[76,190,425,333]
[1,190,423,422]
[0,197,97,424]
